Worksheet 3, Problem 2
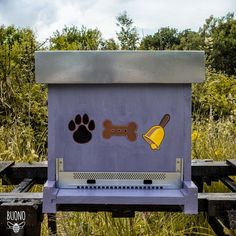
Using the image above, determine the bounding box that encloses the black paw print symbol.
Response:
[68,114,95,144]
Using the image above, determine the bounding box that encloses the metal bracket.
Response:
[55,157,183,189]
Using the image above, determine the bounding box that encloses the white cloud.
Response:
[0,0,235,42]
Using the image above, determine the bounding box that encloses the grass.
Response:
[0,117,235,235]
[192,117,236,161]
[40,212,212,236]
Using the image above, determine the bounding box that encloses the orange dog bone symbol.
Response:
[103,120,137,142]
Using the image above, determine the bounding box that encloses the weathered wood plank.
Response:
[192,160,236,178]
[227,159,236,168]
[208,217,228,236]
[198,192,236,201]
[11,178,35,193]
[221,176,236,192]
[1,162,47,184]
[0,161,14,173]
[0,192,43,201]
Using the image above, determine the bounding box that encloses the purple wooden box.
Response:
[35,51,205,214]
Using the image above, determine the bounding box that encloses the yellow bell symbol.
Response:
[143,114,170,150]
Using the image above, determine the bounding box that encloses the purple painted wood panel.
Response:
[47,84,191,180]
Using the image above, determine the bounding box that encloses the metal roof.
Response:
[35,51,205,84]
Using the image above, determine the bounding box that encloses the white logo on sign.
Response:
[6,211,26,233]
[7,221,25,233]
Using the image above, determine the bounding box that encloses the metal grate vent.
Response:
[73,172,166,180]
[77,185,164,190]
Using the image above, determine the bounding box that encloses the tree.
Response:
[200,13,236,75]
[101,38,119,50]
[192,70,236,120]
[140,27,180,50]
[50,25,102,50]
[116,11,139,50]
[176,29,203,50]
[0,25,47,158]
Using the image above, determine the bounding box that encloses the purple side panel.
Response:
[183,85,192,181]
[182,181,198,214]
[43,181,57,213]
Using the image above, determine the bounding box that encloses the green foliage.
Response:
[140,27,205,51]
[192,118,236,160]
[176,29,203,50]
[192,70,236,119]
[140,13,236,76]
[116,11,139,50]
[0,25,47,159]
[101,38,119,50]
[140,27,180,50]
[0,124,41,163]
[200,13,236,75]
[50,25,102,50]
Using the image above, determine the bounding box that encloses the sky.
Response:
[0,0,235,42]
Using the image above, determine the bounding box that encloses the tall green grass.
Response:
[41,212,212,236]
[192,117,235,161]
